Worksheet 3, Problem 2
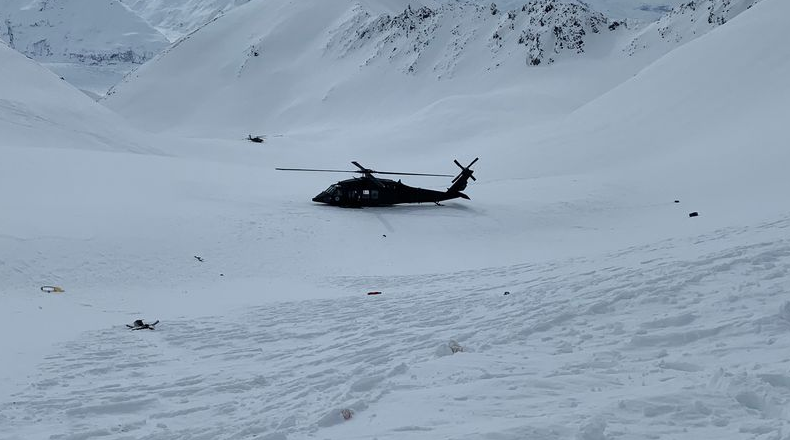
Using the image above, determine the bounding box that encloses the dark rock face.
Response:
[514,0,611,66]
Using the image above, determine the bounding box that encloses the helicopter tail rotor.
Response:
[448,158,478,194]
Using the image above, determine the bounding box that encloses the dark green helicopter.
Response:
[276,158,477,207]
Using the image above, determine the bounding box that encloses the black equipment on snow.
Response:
[127,320,159,330]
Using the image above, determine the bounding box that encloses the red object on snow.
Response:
[367,291,382,295]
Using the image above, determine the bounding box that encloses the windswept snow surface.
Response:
[2,0,790,439]
[5,228,790,439]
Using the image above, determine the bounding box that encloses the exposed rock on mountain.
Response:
[325,0,626,75]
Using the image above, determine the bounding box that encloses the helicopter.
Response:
[276,158,478,207]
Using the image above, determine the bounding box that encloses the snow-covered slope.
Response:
[488,0,787,202]
[0,0,169,95]
[625,0,762,57]
[0,40,154,153]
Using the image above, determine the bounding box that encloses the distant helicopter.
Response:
[276,158,478,207]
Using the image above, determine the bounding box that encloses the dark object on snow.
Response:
[503,291,510,295]
[674,200,680,203]
[340,408,353,420]
[194,255,204,262]
[689,211,699,218]
[367,291,382,296]
[276,158,478,208]
[248,134,264,143]
[127,320,159,330]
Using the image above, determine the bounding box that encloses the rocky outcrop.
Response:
[500,1,617,66]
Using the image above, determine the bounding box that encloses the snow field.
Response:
[3,215,790,439]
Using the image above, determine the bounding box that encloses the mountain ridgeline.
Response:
[324,0,624,75]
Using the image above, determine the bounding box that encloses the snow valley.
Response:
[1,0,788,439]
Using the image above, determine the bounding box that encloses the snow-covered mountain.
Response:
[0,0,169,95]
[0,0,746,98]
[118,0,253,42]
[104,0,758,139]
[118,0,697,42]
[103,0,630,136]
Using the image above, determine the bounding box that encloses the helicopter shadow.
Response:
[308,202,482,235]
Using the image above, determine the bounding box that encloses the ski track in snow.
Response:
[2,218,790,439]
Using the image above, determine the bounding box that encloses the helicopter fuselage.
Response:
[277,158,477,208]
[312,176,468,207]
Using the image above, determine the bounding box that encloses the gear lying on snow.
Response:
[127,319,159,330]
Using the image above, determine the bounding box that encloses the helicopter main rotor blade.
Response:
[351,161,369,172]
[277,165,452,177]
[352,161,452,177]
[374,171,453,177]
[275,168,360,173]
